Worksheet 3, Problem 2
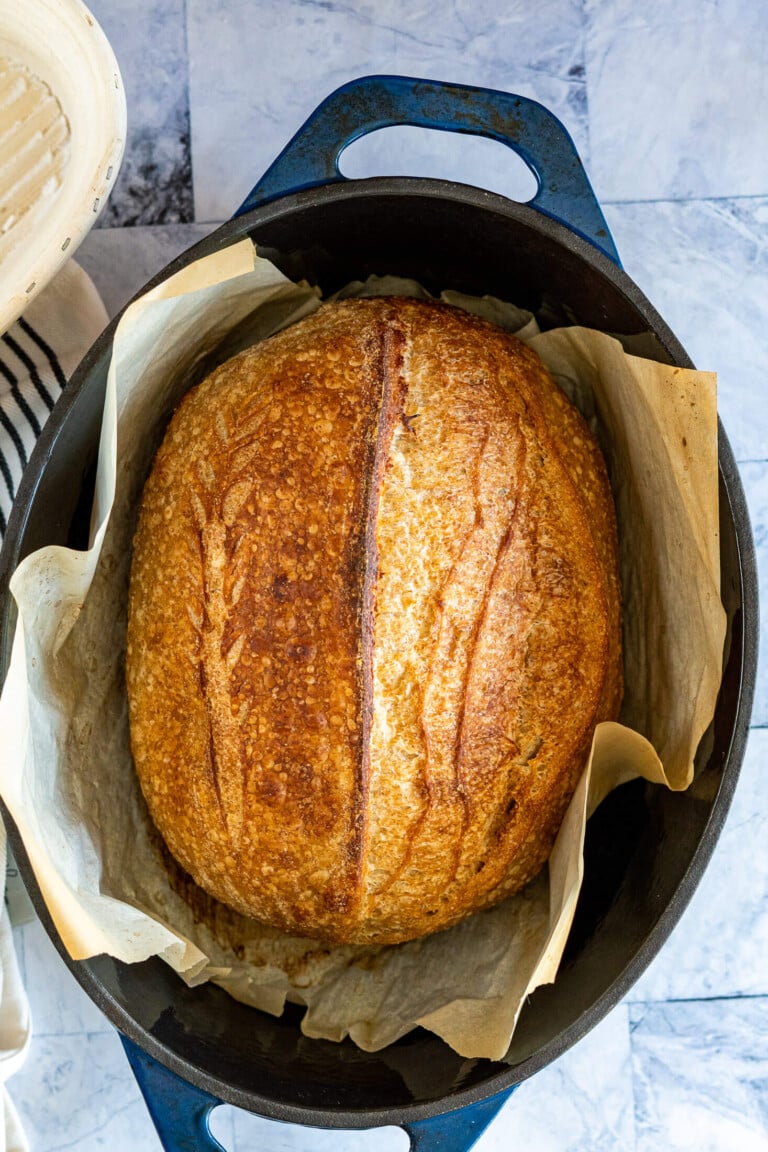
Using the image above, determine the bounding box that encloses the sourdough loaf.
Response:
[126,298,622,946]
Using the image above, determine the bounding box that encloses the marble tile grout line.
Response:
[626,1003,640,1152]
[577,0,592,174]
[31,1030,120,1039]
[601,191,768,206]
[633,993,768,1006]
[181,0,195,221]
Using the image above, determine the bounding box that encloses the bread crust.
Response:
[126,298,622,945]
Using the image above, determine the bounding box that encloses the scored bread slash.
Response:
[0,237,724,1059]
[126,296,622,946]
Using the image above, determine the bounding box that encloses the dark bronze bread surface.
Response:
[126,298,622,945]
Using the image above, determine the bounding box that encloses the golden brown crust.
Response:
[127,297,622,945]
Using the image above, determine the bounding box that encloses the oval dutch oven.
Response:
[0,76,758,1152]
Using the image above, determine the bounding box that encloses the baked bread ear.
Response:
[126,298,622,945]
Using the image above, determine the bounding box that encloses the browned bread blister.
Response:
[126,298,622,945]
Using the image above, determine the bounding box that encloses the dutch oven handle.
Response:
[235,74,621,266]
[122,1033,516,1151]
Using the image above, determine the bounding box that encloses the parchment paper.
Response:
[0,241,726,1060]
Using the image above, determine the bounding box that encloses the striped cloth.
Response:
[0,260,108,535]
[0,260,108,1150]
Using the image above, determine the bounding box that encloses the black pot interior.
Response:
[4,182,753,1125]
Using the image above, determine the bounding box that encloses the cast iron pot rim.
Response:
[0,176,759,1130]
[0,175,699,569]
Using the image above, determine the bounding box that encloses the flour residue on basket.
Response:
[0,56,70,236]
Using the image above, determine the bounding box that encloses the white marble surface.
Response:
[8,0,768,1149]
[603,197,768,466]
[87,0,193,226]
[626,728,768,1003]
[10,1031,161,1152]
[585,0,768,203]
[185,0,590,221]
[630,999,768,1152]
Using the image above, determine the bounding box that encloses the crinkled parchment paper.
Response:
[0,241,726,1059]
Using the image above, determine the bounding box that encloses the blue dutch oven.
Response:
[0,76,758,1151]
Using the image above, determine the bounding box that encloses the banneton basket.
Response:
[0,76,758,1151]
[0,0,125,334]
